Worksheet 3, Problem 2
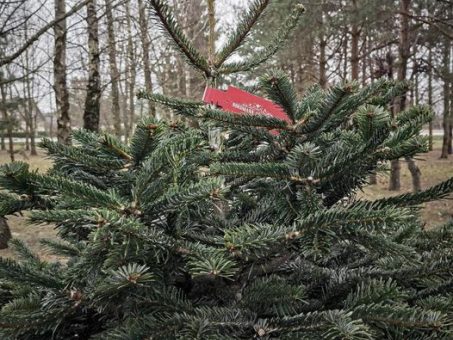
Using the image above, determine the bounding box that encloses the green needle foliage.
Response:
[1,1,453,339]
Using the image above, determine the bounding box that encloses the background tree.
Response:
[0,217,11,250]
[105,0,122,136]
[54,0,71,145]
[137,0,157,117]
[83,0,102,132]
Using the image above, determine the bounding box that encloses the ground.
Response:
[359,147,453,227]
[0,144,452,260]
[0,149,58,260]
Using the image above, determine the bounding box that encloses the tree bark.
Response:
[1,127,4,150]
[447,78,453,155]
[137,0,156,116]
[83,0,101,132]
[441,35,451,159]
[319,38,327,88]
[365,35,378,185]
[405,155,421,191]
[385,51,399,190]
[105,0,122,137]
[54,0,71,145]
[318,1,328,88]
[350,0,360,81]
[1,83,14,162]
[342,25,348,81]
[428,46,433,151]
[24,47,37,155]
[389,0,412,191]
[361,35,367,85]
[0,217,12,250]
[402,0,421,192]
[207,0,216,68]
[125,0,136,139]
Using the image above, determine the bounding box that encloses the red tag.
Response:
[203,86,291,123]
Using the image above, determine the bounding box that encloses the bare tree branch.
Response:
[0,0,90,67]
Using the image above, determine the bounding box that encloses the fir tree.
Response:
[1,1,452,339]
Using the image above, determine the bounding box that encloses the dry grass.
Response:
[360,148,453,228]
[0,145,452,260]
[0,149,56,260]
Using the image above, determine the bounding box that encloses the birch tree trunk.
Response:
[24,41,37,155]
[105,0,122,136]
[126,0,136,139]
[1,82,14,162]
[83,0,101,132]
[54,0,71,145]
[137,0,156,116]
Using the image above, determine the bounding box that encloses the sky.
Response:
[6,0,253,115]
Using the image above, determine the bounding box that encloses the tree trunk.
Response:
[125,0,136,139]
[0,217,12,250]
[318,1,328,88]
[54,0,71,145]
[1,83,14,162]
[137,0,156,116]
[447,77,453,155]
[25,124,30,151]
[405,156,421,191]
[342,25,348,81]
[24,59,37,155]
[1,84,6,150]
[389,0,412,191]
[1,131,4,150]
[361,35,367,85]
[22,17,37,156]
[441,36,451,159]
[350,0,360,81]
[385,51,399,190]
[119,74,129,141]
[118,19,129,142]
[319,39,327,89]
[428,46,433,151]
[83,0,101,132]
[105,0,122,137]
[365,36,378,185]
[401,0,421,192]
[207,0,216,67]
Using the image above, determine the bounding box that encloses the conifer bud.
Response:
[257,329,266,337]
[285,231,301,240]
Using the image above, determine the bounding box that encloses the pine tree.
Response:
[1,1,452,339]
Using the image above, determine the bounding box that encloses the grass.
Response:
[0,145,452,260]
[359,149,453,227]
[0,149,57,260]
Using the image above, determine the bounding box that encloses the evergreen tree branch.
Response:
[260,70,297,122]
[358,177,453,209]
[31,173,125,210]
[219,3,305,74]
[149,0,210,75]
[215,0,271,67]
